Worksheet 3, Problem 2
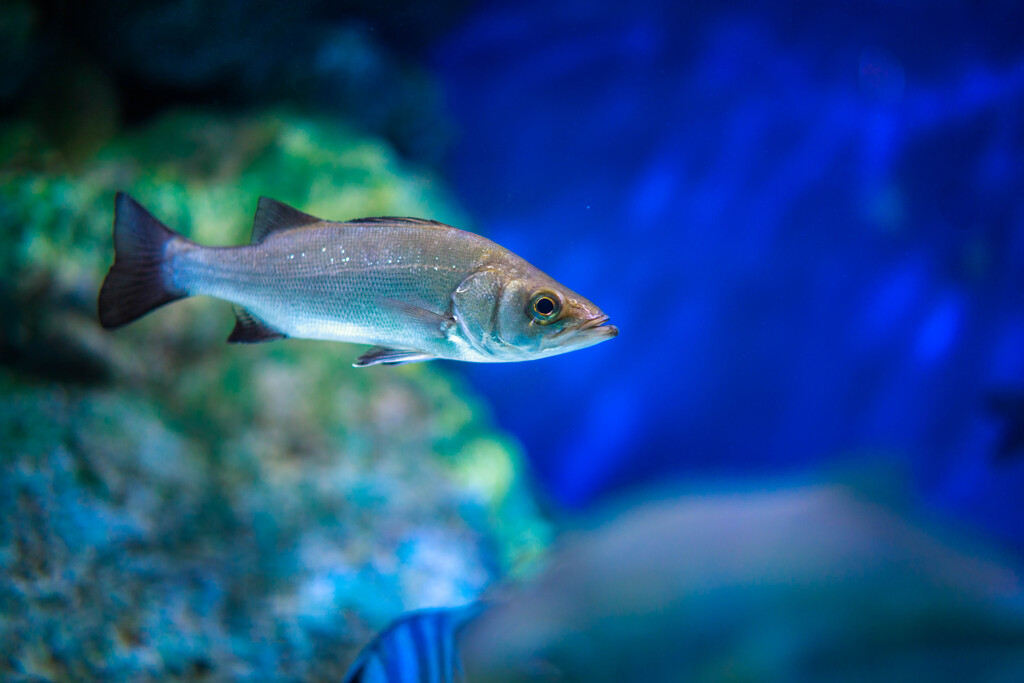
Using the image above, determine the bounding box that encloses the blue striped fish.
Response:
[343,605,484,683]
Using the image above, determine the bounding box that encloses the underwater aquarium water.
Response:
[1,0,1023,681]
[435,0,1024,545]
[459,484,1024,682]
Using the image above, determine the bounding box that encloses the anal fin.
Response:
[353,346,435,367]
[228,306,287,343]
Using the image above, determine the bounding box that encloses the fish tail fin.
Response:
[98,192,189,329]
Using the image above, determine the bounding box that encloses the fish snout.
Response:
[576,313,618,339]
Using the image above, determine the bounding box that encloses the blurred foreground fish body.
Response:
[98,193,617,366]
[343,606,483,683]
[349,485,1024,682]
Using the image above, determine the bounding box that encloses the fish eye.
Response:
[528,290,563,324]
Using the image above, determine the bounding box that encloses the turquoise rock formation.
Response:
[0,111,548,681]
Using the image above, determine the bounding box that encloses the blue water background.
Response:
[433,1,1024,547]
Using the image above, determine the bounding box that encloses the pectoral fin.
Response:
[378,298,455,338]
[353,346,436,367]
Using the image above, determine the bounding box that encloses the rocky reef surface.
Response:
[0,112,548,681]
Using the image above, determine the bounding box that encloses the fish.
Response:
[98,193,618,366]
[342,605,483,683]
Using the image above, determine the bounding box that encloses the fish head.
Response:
[487,271,618,360]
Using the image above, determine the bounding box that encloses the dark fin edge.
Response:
[251,197,321,244]
[347,216,452,229]
[227,305,287,343]
[98,192,187,329]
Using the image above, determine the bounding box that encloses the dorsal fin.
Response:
[251,197,321,244]
[345,216,453,229]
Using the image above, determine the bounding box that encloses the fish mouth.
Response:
[550,314,618,344]
[578,314,618,337]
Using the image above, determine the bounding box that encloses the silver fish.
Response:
[98,193,617,366]
[342,606,482,683]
